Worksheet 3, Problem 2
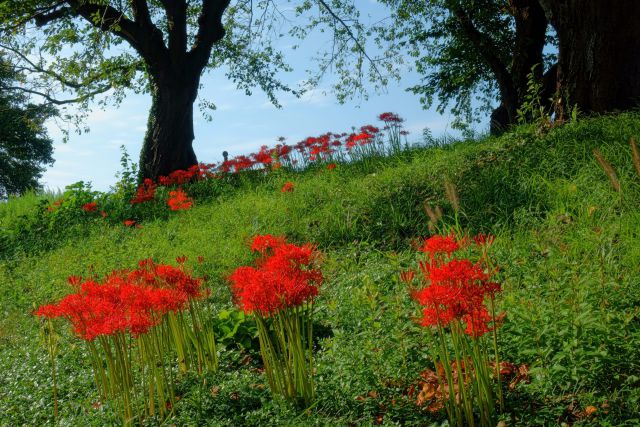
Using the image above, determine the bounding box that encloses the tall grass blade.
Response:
[593,149,621,192]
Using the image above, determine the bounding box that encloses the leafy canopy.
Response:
[0,1,301,129]
[0,55,55,197]
[382,0,558,127]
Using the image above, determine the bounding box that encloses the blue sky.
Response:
[40,3,466,192]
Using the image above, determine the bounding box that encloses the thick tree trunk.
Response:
[539,0,640,117]
[510,0,547,100]
[490,105,512,135]
[139,75,199,180]
[487,0,549,135]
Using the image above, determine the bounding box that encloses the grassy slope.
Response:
[1,113,640,425]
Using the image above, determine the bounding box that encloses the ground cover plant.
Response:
[1,112,640,425]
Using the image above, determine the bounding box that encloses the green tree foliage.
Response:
[376,0,556,132]
[0,1,369,179]
[0,56,55,197]
[290,0,400,104]
[0,1,304,178]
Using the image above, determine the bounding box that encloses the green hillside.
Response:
[1,113,640,426]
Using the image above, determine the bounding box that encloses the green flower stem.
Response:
[254,304,315,406]
[489,296,503,409]
[450,323,475,427]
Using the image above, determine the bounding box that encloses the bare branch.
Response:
[65,0,144,52]
[130,0,153,28]
[159,0,188,60]
[1,84,112,105]
[189,0,231,70]
[0,42,104,90]
[34,4,71,26]
[448,5,516,103]
[316,0,384,81]
[0,2,65,32]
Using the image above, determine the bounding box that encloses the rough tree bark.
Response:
[490,0,551,133]
[538,0,640,118]
[450,0,553,134]
[140,73,200,178]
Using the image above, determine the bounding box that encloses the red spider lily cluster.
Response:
[47,113,407,229]
[229,235,323,316]
[82,202,98,212]
[281,182,295,193]
[411,234,500,337]
[34,259,206,341]
[211,112,407,173]
[158,163,218,186]
[130,178,157,204]
[46,198,64,212]
[378,112,404,124]
[167,189,193,211]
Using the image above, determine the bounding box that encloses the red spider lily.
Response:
[410,233,503,425]
[412,234,502,337]
[159,169,193,186]
[400,270,415,284]
[250,234,287,253]
[326,163,337,170]
[253,146,274,165]
[281,182,295,193]
[220,155,255,173]
[420,234,460,257]
[229,235,323,316]
[48,198,65,212]
[67,276,82,286]
[123,219,141,228]
[82,202,98,212]
[158,164,213,186]
[360,124,380,135]
[354,132,374,144]
[473,233,495,247]
[34,260,207,341]
[378,112,404,123]
[130,179,157,204]
[167,189,193,211]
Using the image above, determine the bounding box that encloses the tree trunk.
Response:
[510,0,547,100]
[490,105,512,135]
[482,0,549,135]
[139,74,200,180]
[539,0,640,116]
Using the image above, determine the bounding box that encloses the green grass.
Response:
[2,113,640,425]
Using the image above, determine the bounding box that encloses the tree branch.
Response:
[509,0,548,96]
[449,5,516,103]
[189,0,231,71]
[1,84,112,105]
[65,0,144,52]
[159,0,188,62]
[0,42,105,90]
[316,0,384,82]
[130,0,153,28]
[34,3,71,26]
